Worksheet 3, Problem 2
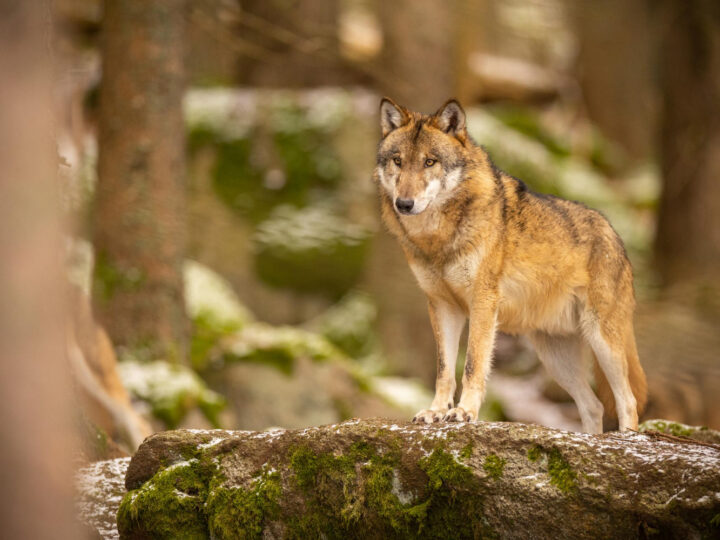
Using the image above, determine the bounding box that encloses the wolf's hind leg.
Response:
[584,324,638,431]
[530,332,604,434]
[413,300,465,424]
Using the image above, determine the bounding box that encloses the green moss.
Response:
[287,442,370,536]
[420,448,474,490]
[546,448,577,494]
[119,452,284,540]
[122,440,495,539]
[527,445,542,462]
[639,419,695,438]
[459,443,473,461]
[482,455,506,480]
[286,443,491,539]
[527,445,577,494]
[206,469,282,540]
[417,448,491,539]
[117,458,216,539]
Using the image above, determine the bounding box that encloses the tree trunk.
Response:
[377,0,458,112]
[0,2,81,537]
[114,419,720,539]
[654,1,720,286]
[568,0,657,163]
[94,0,188,362]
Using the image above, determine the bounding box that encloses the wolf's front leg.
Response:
[413,300,465,424]
[445,293,498,423]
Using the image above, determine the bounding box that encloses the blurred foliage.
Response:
[478,395,509,422]
[187,98,343,225]
[187,91,371,297]
[253,204,370,298]
[119,359,225,429]
[185,260,345,373]
[184,260,254,324]
[93,250,145,304]
[214,322,343,374]
[306,291,378,358]
[490,105,571,159]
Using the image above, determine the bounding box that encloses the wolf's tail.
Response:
[593,334,647,430]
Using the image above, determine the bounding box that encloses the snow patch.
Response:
[76,457,131,540]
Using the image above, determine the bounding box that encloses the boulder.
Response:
[117,419,720,539]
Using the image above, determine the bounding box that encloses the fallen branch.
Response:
[117,419,720,539]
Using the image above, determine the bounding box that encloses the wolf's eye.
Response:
[425,158,437,167]
[393,157,402,167]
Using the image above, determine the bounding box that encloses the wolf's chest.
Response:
[409,251,483,313]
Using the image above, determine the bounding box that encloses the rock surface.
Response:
[116,419,720,539]
[76,457,131,540]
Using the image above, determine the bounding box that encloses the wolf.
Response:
[374,97,647,433]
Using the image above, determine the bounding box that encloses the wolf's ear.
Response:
[380,97,408,137]
[434,99,466,136]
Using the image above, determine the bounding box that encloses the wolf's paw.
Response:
[443,407,475,422]
[412,409,445,424]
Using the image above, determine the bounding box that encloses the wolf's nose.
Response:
[395,198,414,214]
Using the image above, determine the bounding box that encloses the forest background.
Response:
[1,1,719,537]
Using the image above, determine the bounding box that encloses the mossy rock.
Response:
[187,97,343,225]
[118,360,225,428]
[117,419,720,539]
[639,419,720,444]
[118,425,493,539]
[252,205,370,298]
[217,322,344,374]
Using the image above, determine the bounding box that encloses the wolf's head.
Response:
[375,97,470,216]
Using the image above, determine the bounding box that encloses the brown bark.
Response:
[377,0,458,112]
[654,1,720,286]
[94,0,188,362]
[568,0,657,162]
[0,1,81,537]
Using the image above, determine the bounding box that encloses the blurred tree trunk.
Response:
[568,0,657,163]
[0,1,80,538]
[654,1,720,286]
[94,0,188,363]
[377,0,458,112]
